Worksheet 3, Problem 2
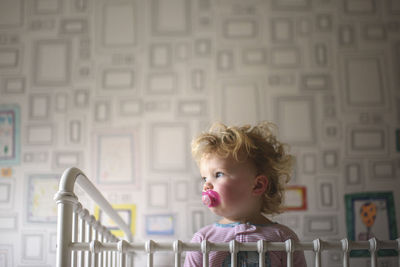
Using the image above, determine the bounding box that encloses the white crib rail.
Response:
[66,238,400,267]
[54,167,134,267]
[55,167,400,267]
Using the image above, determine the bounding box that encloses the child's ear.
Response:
[252,175,268,195]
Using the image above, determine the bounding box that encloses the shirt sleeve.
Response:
[183,233,203,267]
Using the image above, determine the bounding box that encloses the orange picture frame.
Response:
[284,186,307,211]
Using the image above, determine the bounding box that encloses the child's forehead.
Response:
[200,152,229,162]
[200,153,250,167]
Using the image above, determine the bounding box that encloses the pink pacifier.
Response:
[202,190,220,207]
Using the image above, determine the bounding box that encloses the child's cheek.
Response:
[215,183,236,205]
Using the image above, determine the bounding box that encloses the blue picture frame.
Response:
[145,214,175,236]
[0,104,20,165]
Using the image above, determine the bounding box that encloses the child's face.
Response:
[200,153,262,221]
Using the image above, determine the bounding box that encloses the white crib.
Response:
[55,167,400,267]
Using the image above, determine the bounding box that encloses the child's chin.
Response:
[209,207,223,216]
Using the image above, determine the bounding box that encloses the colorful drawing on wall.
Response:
[27,174,59,223]
[145,214,175,236]
[345,191,398,257]
[94,129,139,186]
[1,167,12,177]
[0,105,20,165]
[284,186,307,211]
[94,204,136,237]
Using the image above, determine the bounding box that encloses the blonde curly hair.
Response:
[191,121,293,215]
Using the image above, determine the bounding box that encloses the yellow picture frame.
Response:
[94,203,136,237]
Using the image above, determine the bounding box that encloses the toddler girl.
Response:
[184,122,307,267]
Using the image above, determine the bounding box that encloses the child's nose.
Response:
[203,181,213,191]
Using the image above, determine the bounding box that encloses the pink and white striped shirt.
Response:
[184,222,307,267]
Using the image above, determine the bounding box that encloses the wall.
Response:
[0,0,399,266]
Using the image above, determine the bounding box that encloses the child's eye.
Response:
[215,172,224,178]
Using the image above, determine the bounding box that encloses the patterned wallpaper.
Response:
[0,0,399,266]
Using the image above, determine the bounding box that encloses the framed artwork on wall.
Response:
[145,214,175,236]
[0,105,20,165]
[345,191,398,257]
[26,174,59,223]
[94,203,136,237]
[284,186,307,211]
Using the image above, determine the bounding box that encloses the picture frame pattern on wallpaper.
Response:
[0,104,20,165]
[0,213,18,231]
[150,123,189,172]
[0,178,15,209]
[21,232,45,263]
[345,191,398,257]
[0,244,13,267]
[147,181,169,209]
[94,128,139,186]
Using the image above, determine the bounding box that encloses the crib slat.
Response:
[72,208,79,267]
[173,240,182,267]
[145,240,154,267]
[120,253,126,267]
[93,223,99,267]
[88,223,92,267]
[79,216,86,267]
[313,239,322,267]
[257,240,266,267]
[201,240,210,267]
[118,240,129,267]
[229,240,238,267]
[341,238,350,267]
[369,238,377,267]
[103,234,108,267]
[98,233,102,267]
[285,239,294,267]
